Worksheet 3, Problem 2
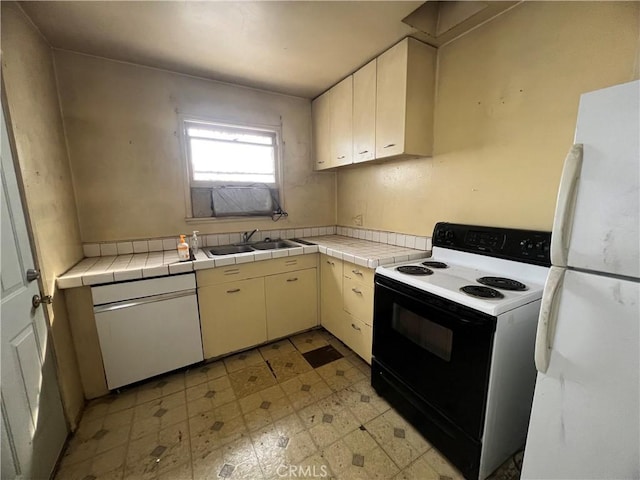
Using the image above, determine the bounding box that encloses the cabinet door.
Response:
[265,268,318,340]
[198,278,267,358]
[353,60,376,163]
[320,256,345,338]
[330,76,353,167]
[312,90,332,170]
[376,39,408,159]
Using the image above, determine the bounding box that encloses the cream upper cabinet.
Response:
[312,76,353,170]
[352,59,376,164]
[312,89,332,170]
[330,76,353,167]
[265,268,318,341]
[375,37,436,160]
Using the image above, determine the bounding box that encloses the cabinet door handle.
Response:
[383,143,396,149]
[351,323,361,331]
[358,150,368,155]
[337,155,346,160]
[352,269,363,276]
[287,277,298,282]
[326,261,335,266]
[352,288,362,295]
[317,160,325,164]
[226,288,241,294]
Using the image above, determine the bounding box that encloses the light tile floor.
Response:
[54,329,521,480]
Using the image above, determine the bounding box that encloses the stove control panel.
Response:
[433,223,551,266]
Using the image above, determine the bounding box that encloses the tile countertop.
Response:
[56,235,430,289]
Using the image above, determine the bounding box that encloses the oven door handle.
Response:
[376,280,494,329]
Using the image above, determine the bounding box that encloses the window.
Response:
[183,119,286,219]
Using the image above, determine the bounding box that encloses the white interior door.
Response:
[1,106,67,479]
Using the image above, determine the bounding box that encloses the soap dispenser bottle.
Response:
[190,231,199,260]
[177,234,190,261]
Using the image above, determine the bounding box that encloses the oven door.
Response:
[373,274,496,440]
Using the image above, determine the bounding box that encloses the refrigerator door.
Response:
[522,269,639,479]
[561,80,639,278]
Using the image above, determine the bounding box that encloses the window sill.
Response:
[185,216,278,224]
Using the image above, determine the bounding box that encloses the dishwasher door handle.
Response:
[94,289,196,314]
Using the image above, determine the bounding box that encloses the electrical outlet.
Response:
[353,214,363,226]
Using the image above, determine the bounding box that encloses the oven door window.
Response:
[392,304,452,362]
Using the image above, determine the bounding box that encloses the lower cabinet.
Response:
[266,268,318,341]
[319,254,374,364]
[198,277,267,358]
[197,255,318,359]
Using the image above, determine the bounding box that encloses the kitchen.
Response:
[1,1,638,479]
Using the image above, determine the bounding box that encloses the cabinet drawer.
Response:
[344,316,372,365]
[343,277,373,326]
[197,254,317,287]
[343,261,375,285]
[268,254,317,274]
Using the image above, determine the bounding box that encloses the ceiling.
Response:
[20,1,423,99]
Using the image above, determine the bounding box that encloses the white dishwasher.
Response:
[92,273,203,390]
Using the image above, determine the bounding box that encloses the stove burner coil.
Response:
[421,261,448,269]
[397,266,434,276]
[460,285,504,299]
[477,276,527,291]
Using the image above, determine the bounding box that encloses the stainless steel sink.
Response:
[251,240,298,250]
[205,245,255,257]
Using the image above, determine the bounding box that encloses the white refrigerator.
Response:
[522,80,640,479]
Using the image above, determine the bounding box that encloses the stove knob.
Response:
[445,230,454,241]
[520,239,533,250]
[535,241,549,252]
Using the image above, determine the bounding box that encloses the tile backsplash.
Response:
[82,225,431,257]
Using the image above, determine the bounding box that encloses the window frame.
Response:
[180,115,285,221]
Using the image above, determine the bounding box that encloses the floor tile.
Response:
[224,348,266,373]
[228,364,277,398]
[123,421,191,479]
[131,390,188,440]
[184,360,228,389]
[289,331,329,353]
[265,350,313,382]
[364,409,431,469]
[258,339,297,361]
[335,379,390,424]
[299,393,361,448]
[191,436,265,480]
[56,328,521,480]
[186,375,237,417]
[239,384,296,432]
[280,370,333,411]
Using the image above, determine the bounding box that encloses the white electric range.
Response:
[371,222,551,480]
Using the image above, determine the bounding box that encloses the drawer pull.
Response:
[326,261,335,266]
[352,269,363,276]
[317,160,325,164]
[358,150,368,155]
[352,288,362,295]
[287,277,298,282]
[383,143,396,149]
[226,288,241,294]
[285,260,297,265]
[351,323,361,331]
[337,155,346,160]
[224,269,240,275]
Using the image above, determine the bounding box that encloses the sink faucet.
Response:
[242,229,259,243]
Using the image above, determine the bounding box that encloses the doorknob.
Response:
[26,268,40,282]
[32,294,52,309]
